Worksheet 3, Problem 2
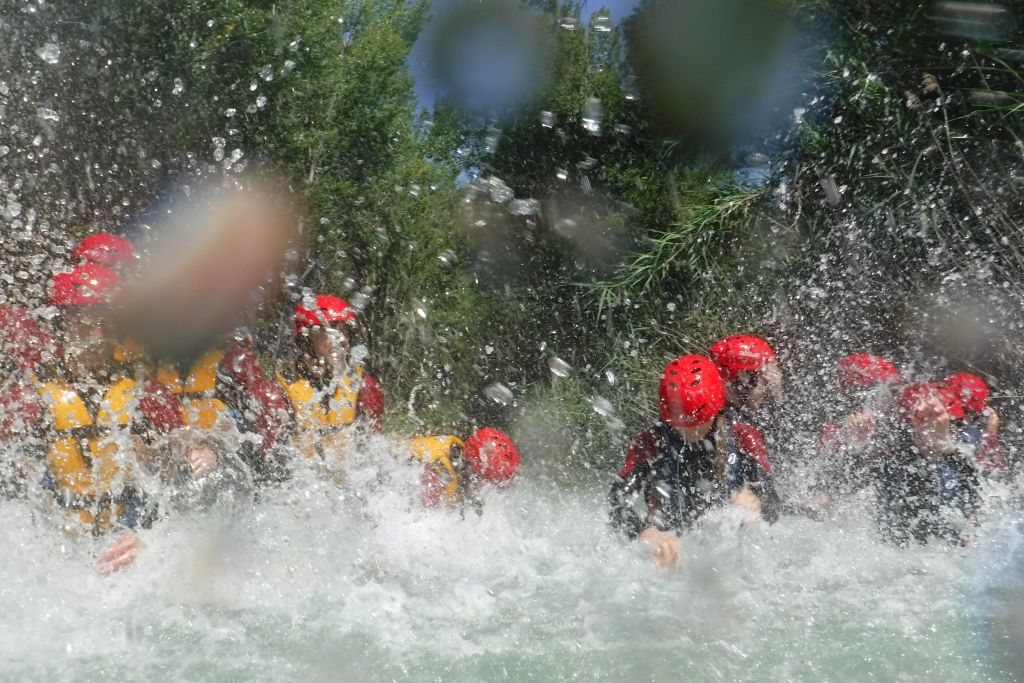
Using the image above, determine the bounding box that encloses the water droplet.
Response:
[35,43,59,65]
[548,357,573,378]
[36,107,60,123]
[593,13,612,33]
[260,64,274,81]
[212,137,225,161]
[745,152,769,167]
[582,98,603,136]
[558,16,579,31]
[249,80,259,92]
[289,37,302,52]
[605,369,616,385]
[438,250,457,267]
[488,177,514,203]
[484,345,494,355]
[224,108,237,118]
[613,123,632,135]
[622,75,639,101]
[591,396,615,418]
[484,128,501,155]
[485,382,514,405]
[283,60,296,73]
[508,199,539,216]
[350,292,369,312]
[414,302,428,319]
[172,78,185,96]
[540,111,556,128]
[256,94,268,109]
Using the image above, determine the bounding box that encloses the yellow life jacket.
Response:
[37,377,138,534]
[409,435,464,505]
[277,365,363,458]
[155,349,227,430]
[112,337,143,364]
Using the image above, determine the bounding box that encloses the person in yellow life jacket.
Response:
[153,348,232,431]
[0,304,60,498]
[71,232,150,369]
[40,263,188,574]
[277,294,384,463]
[411,427,521,512]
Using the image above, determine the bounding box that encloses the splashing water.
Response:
[0,436,1016,681]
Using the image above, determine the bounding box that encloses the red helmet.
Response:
[463,427,521,484]
[48,264,121,307]
[0,304,59,372]
[945,372,989,414]
[709,335,776,382]
[837,354,902,388]
[659,355,726,429]
[899,382,966,421]
[294,294,356,335]
[71,233,136,269]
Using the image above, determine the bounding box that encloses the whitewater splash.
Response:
[1,435,1021,681]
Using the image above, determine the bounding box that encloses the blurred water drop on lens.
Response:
[593,13,613,33]
[582,97,603,136]
[540,110,556,128]
[629,0,799,145]
[548,357,573,378]
[424,0,554,113]
[35,43,59,64]
[929,2,1017,40]
[559,16,579,31]
[485,382,515,405]
[414,301,429,319]
[113,175,302,362]
[171,78,185,96]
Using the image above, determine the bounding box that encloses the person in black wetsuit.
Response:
[803,354,904,516]
[609,355,781,570]
[944,371,1007,474]
[876,382,981,546]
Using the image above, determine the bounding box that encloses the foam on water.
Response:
[0,438,1019,681]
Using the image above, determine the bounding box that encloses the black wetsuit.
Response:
[609,421,781,540]
[875,429,980,546]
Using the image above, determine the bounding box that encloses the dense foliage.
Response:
[3,0,1023,468]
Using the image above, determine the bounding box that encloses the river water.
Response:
[1,437,1020,682]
